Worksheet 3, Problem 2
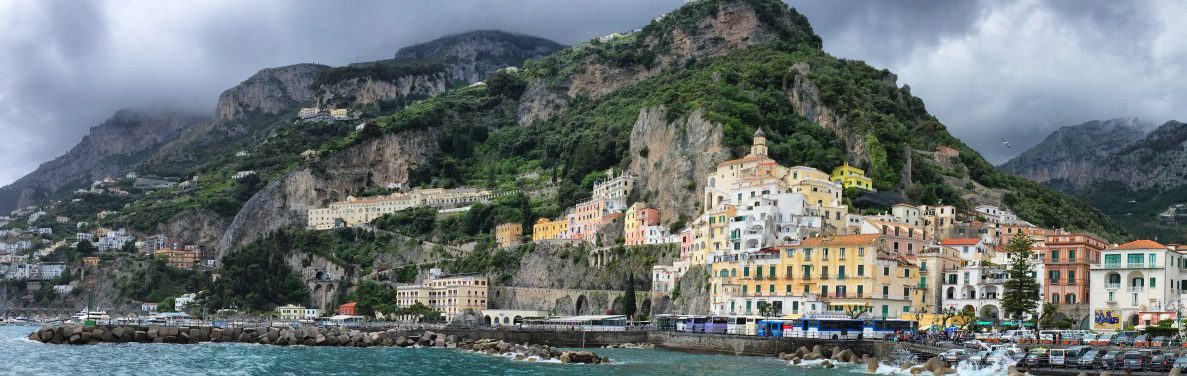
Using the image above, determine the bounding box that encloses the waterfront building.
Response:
[531,217,568,241]
[940,260,1008,320]
[395,270,489,321]
[339,302,358,316]
[830,162,874,191]
[277,304,305,320]
[914,245,964,313]
[142,302,159,313]
[174,293,196,309]
[494,223,523,248]
[480,309,549,326]
[1089,240,1187,331]
[1041,232,1107,307]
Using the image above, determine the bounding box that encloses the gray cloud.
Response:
[2,0,1184,187]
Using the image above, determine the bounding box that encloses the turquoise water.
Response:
[0,326,873,375]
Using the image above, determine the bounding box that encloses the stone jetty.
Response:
[27,324,607,364]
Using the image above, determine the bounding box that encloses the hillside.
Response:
[0,108,209,212]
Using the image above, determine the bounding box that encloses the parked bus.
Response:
[726,316,762,335]
[684,316,708,333]
[757,319,786,337]
[705,316,729,334]
[795,318,864,339]
[864,319,919,338]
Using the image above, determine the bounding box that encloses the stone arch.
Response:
[653,296,672,314]
[980,304,1001,319]
[946,286,955,299]
[1128,313,1140,327]
[514,316,523,324]
[960,285,975,299]
[961,304,976,314]
[485,315,492,325]
[1126,271,1145,289]
[574,295,588,315]
[611,296,624,315]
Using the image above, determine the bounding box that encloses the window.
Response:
[742,285,748,295]
[903,287,910,297]
[755,267,762,278]
[802,265,812,279]
[882,285,889,297]
[858,247,865,257]
[823,248,830,259]
[770,284,775,293]
[1050,250,1058,262]
[769,266,776,278]
[857,265,865,276]
[1150,253,1157,265]
[730,269,737,277]
[1068,250,1075,262]
[857,285,864,296]
[785,285,792,293]
[1067,270,1075,283]
[883,267,890,276]
[744,267,750,277]
[1127,254,1144,265]
[822,266,829,279]
[839,248,846,259]
[821,286,828,296]
[1052,294,1060,303]
[786,266,794,278]
[1105,254,1121,264]
[1151,278,1157,288]
[1049,270,1060,283]
[903,268,910,278]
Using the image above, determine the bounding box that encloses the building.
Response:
[174,293,197,309]
[330,109,350,120]
[624,203,662,246]
[307,188,498,230]
[339,302,358,316]
[565,170,635,243]
[480,309,549,326]
[298,107,320,119]
[97,228,135,251]
[142,303,159,313]
[304,308,322,319]
[1089,240,1186,331]
[396,270,489,321]
[494,223,523,248]
[652,265,679,293]
[277,304,305,320]
[233,171,256,180]
[914,245,964,313]
[939,237,990,262]
[941,260,1009,320]
[82,256,100,267]
[1041,233,1107,306]
[830,162,874,191]
[859,218,929,257]
[156,248,197,270]
[531,217,568,241]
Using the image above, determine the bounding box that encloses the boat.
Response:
[70,307,111,324]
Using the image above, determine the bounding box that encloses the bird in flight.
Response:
[1001,138,1011,149]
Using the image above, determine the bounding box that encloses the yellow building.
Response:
[830,162,874,191]
[494,223,523,248]
[396,272,489,322]
[531,218,568,241]
[155,248,197,270]
[82,256,100,267]
[781,234,922,318]
[913,245,964,313]
[689,204,736,265]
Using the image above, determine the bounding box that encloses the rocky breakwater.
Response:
[28,324,456,348]
[458,338,608,364]
[777,344,956,374]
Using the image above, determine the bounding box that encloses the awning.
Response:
[976,321,995,325]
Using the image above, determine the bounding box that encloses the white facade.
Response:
[1089,241,1187,331]
[652,265,678,293]
[97,229,135,251]
[174,293,197,309]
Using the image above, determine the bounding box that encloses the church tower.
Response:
[751,128,768,157]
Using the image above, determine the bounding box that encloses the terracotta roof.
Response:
[1110,240,1167,250]
[799,234,880,247]
[940,238,982,246]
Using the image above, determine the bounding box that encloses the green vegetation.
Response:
[115,258,212,304]
[344,280,398,317]
[199,233,309,312]
[1001,236,1040,321]
[313,61,446,89]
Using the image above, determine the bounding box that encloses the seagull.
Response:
[1001,138,1011,149]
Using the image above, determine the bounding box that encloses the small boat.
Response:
[70,307,111,324]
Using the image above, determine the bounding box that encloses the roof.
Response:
[340,302,358,307]
[1110,240,1167,250]
[941,238,983,246]
[544,315,627,322]
[799,234,880,247]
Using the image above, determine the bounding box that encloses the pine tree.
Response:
[623,272,637,319]
[1001,235,1040,321]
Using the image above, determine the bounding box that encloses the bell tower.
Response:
[751,128,768,157]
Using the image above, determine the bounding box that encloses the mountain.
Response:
[1099,120,1187,191]
[999,118,1151,190]
[0,108,209,212]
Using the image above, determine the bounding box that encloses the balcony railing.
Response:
[1105,283,1120,289]
[917,281,927,289]
[836,274,847,280]
[1129,286,1144,292]
[1098,262,1160,269]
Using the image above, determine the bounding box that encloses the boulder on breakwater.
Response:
[456,338,608,364]
[30,324,450,349]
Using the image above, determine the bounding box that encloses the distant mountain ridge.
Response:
[999,118,1152,188]
[0,108,209,212]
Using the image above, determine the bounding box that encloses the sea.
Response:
[0,326,1006,375]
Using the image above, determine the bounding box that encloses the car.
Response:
[1113,334,1130,346]
[1149,351,1174,372]
[1174,353,1187,369]
[1062,346,1090,367]
[1082,333,1100,345]
[1152,336,1168,347]
[1100,350,1124,370]
[963,339,986,349]
[1122,351,1147,371]
[1078,349,1100,369]
[1049,348,1071,368]
[1134,334,1149,346]
[941,349,969,364]
[1024,348,1049,367]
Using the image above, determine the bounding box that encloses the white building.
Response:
[1089,240,1187,331]
[652,265,678,293]
[97,228,135,251]
[233,171,257,180]
[939,237,991,262]
[174,293,197,310]
[53,285,74,294]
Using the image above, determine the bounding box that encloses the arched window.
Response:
[730,269,737,277]
[1108,273,1120,284]
[719,269,729,277]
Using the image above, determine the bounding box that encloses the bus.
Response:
[726,316,762,335]
[684,316,708,333]
[705,316,729,334]
[757,319,786,337]
[864,319,919,338]
[795,318,865,339]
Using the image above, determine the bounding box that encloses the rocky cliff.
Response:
[152,210,231,253]
[627,107,729,224]
[0,108,208,212]
[393,30,563,84]
[999,118,1151,188]
[1099,120,1187,191]
[215,64,329,122]
[518,0,819,125]
[216,128,439,257]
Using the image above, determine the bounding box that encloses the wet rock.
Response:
[867,357,879,372]
[821,360,834,369]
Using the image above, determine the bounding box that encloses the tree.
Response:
[845,305,872,319]
[75,240,98,256]
[622,273,637,319]
[1001,235,1040,321]
[1038,302,1060,329]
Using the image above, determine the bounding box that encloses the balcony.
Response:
[1129,286,1144,292]
[819,275,830,280]
[1105,283,1120,289]
[1096,262,1160,269]
[917,281,927,289]
[836,274,847,280]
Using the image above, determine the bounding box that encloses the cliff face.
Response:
[393,30,563,84]
[152,210,231,253]
[216,128,439,257]
[215,64,329,122]
[1099,120,1187,191]
[627,107,729,224]
[316,73,449,107]
[518,0,817,125]
[0,108,208,211]
[999,118,1150,188]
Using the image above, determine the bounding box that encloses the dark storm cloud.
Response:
[2,0,1185,186]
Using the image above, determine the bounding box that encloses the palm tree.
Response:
[1038,302,1060,329]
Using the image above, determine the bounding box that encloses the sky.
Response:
[1,0,1184,186]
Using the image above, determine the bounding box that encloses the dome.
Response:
[753,128,766,138]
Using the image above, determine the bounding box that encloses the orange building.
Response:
[1042,233,1108,305]
[82,256,100,267]
[155,248,197,270]
[339,302,358,316]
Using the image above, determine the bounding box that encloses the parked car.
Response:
[1149,351,1174,372]
[1113,334,1130,346]
[941,349,969,364]
[1122,351,1148,371]
[1152,336,1168,347]
[1174,353,1187,369]
[1062,346,1090,367]
[1077,349,1100,369]
[1100,350,1125,370]
[1024,348,1049,367]
[1134,334,1149,346]
[1082,333,1100,345]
